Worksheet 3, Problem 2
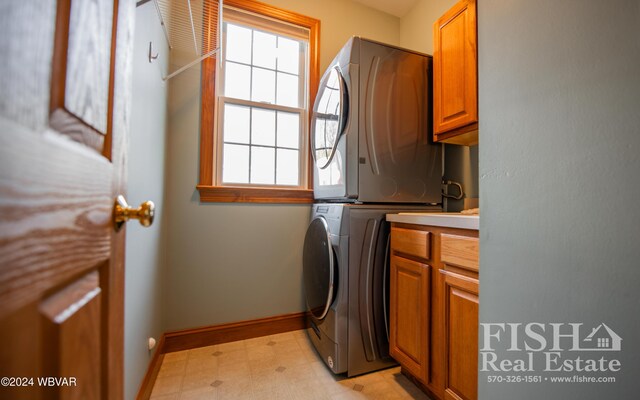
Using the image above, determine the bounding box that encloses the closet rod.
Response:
[162,48,219,81]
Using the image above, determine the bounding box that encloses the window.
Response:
[220,19,305,186]
[197,0,319,203]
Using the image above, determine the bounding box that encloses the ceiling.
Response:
[351,0,420,18]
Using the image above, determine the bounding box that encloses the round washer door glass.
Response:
[311,66,348,169]
[303,217,335,320]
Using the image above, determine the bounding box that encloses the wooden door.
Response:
[389,255,430,383]
[0,0,134,399]
[442,271,479,400]
[433,0,478,140]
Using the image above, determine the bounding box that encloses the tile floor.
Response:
[150,329,433,400]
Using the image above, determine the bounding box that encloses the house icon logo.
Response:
[580,323,622,351]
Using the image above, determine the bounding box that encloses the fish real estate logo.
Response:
[480,323,623,374]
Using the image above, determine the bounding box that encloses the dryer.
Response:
[311,37,443,203]
[303,203,440,376]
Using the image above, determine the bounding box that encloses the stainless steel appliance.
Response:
[303,203,440,376]
[311,37,443,203]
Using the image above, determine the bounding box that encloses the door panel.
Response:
[440,15,466,119]
[0,128,112,316]
[0,0,134,398]
[433,0,478,136]
[50,0,116,152]
[389,255,429,382]
[63,0,113,134]
[443,271,479,400]
[0,1,56,131]
[40,271,102,400]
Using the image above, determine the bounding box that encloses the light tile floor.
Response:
[150,329,433,400]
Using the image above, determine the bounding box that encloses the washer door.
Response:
[303,217,336,320]
[311,66,349,170]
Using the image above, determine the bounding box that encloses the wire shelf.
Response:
[152,0,221,80]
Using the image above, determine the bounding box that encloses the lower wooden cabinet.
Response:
[389,256,430,382]
[443,271,478,400]
[389,224,479,400]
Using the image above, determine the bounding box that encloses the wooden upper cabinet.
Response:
[433,0,478,145]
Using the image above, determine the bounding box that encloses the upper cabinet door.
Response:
[433,0,478,145]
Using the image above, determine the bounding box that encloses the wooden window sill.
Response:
[196,185,314,204]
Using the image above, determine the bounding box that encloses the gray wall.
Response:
[163,59,310,328]
[399,0,479,211]
[162,60,311,331]
[160,30,309,332]
[479,0,640,398]
[124,3,168,399]
[161,0,402,331]
[125,1,480,392]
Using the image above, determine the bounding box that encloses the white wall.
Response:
[400,0,457,54]
[162,0,402,331]
[479,0,640,398]
[124,3,169,399]
[263,0,401,71]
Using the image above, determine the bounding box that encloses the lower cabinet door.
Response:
[442,271,479,400]
[389,255,430,382]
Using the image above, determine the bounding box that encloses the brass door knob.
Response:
[113,195,155,231]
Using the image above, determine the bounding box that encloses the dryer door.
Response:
[303,217,336,320]
[311,66,349,170]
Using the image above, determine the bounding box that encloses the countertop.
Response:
[386,212,479,230]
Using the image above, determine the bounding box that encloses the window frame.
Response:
[197,0,320,204]
[217,18,308,189]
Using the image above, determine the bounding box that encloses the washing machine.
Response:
[302,203,441,376]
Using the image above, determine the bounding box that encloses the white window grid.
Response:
[215,18,309,188]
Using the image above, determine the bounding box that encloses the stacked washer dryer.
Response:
[303,37,443,377]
